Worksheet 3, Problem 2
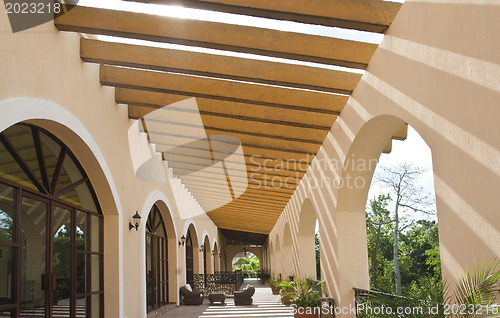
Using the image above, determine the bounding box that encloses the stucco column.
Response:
[335,211,370,318]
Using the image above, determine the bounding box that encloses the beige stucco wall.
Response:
[0,11,220,318]
[269,0,500,316]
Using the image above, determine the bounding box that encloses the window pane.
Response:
[76,252,86,295]
[0,246,14,305]
[0,134,36,192]
[2,126,43,190]
[39,131,62,183]
[0,183,15,243]
[90,255,102,293]
[58,183,97,213]
[76,295,86,318]
[55,154,83,196]
[76,211,87,251]
[90,215,101,253]
[90,294,102,318]
[21,196,47,313]
[52,206,72,316]
[0,309,12,317]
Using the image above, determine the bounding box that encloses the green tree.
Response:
[233,254,260,274]
[376,162,435,294]
[315,232,321,279]
[400,220,441,292]
[366,194,395,292]
[365,193,441,294]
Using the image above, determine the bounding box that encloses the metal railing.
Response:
[192,270,243,295]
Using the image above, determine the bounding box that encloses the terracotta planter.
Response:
[281,295,292,306]
[260,278,269,285]
[270,284,281,295]
[293,307,319,318]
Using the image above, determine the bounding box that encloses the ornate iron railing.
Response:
[354,288,445,318]
[192,270,243,295]
[354,288,409,318]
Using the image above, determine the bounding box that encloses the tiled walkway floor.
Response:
[151,279,294,318]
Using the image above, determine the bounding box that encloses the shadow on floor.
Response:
[149,278,294,318]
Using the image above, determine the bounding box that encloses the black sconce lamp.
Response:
[199,244,205,252]
[211,250,215,256]
[178,235,186,246]
[243,247,248,256]
[129,211,141,231]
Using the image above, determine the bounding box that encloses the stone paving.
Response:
[149,278,294,318]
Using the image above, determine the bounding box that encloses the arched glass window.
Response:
[185,232,194,284]
[146,205,168,311]
[0,123,103,318]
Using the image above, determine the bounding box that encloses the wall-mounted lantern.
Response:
[178,235,186,246]
[129,211,141,231]
[199,244,205,252]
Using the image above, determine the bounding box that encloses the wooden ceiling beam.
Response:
[157,141,316,163]
[147,130,323,154]
[55,5,377,68]
[100,65,347,115]
[163,151,310,172]
[167,160,305,179]
[145,121,325,145]
[125,0,402,33]
[81,38,361,94]
[208,209,282,218]
[192,192,289,207]
[184,182,297,197]
[119,89,338,128]
[185,185,293,201]
[194,197,286,211]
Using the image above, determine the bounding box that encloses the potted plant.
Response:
[276,280,294,306]
[258,269,271,285]
[266,277,281,295]
[289,278,323,318]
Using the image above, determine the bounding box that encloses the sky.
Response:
[368,126,438,221]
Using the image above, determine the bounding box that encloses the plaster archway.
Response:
[298,199,318,279]
[139,197,179,313]
[282,223,294,280]
[0,98,124,318]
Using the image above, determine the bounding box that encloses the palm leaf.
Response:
[452,259,500,317]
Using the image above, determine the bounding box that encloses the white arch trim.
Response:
[138,191,179,316]
[183,220,200,241]
[0,97,124,317]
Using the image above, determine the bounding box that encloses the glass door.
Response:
[19,195,74,318]
[20,195,48,317]
[51,204,73,317]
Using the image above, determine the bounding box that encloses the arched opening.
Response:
[298,199,318,279]
[232,251,260,278]
[0,123,104,317]
[213,242,220,272]
[333,115,441,308]
[272,234,281,278]
[145,204,169,312]
[185,224,199,285]
[282,224,293,280]
[365,124,440,295]
[202,236,212,275]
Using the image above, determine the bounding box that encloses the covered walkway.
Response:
[149,279,293,318]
